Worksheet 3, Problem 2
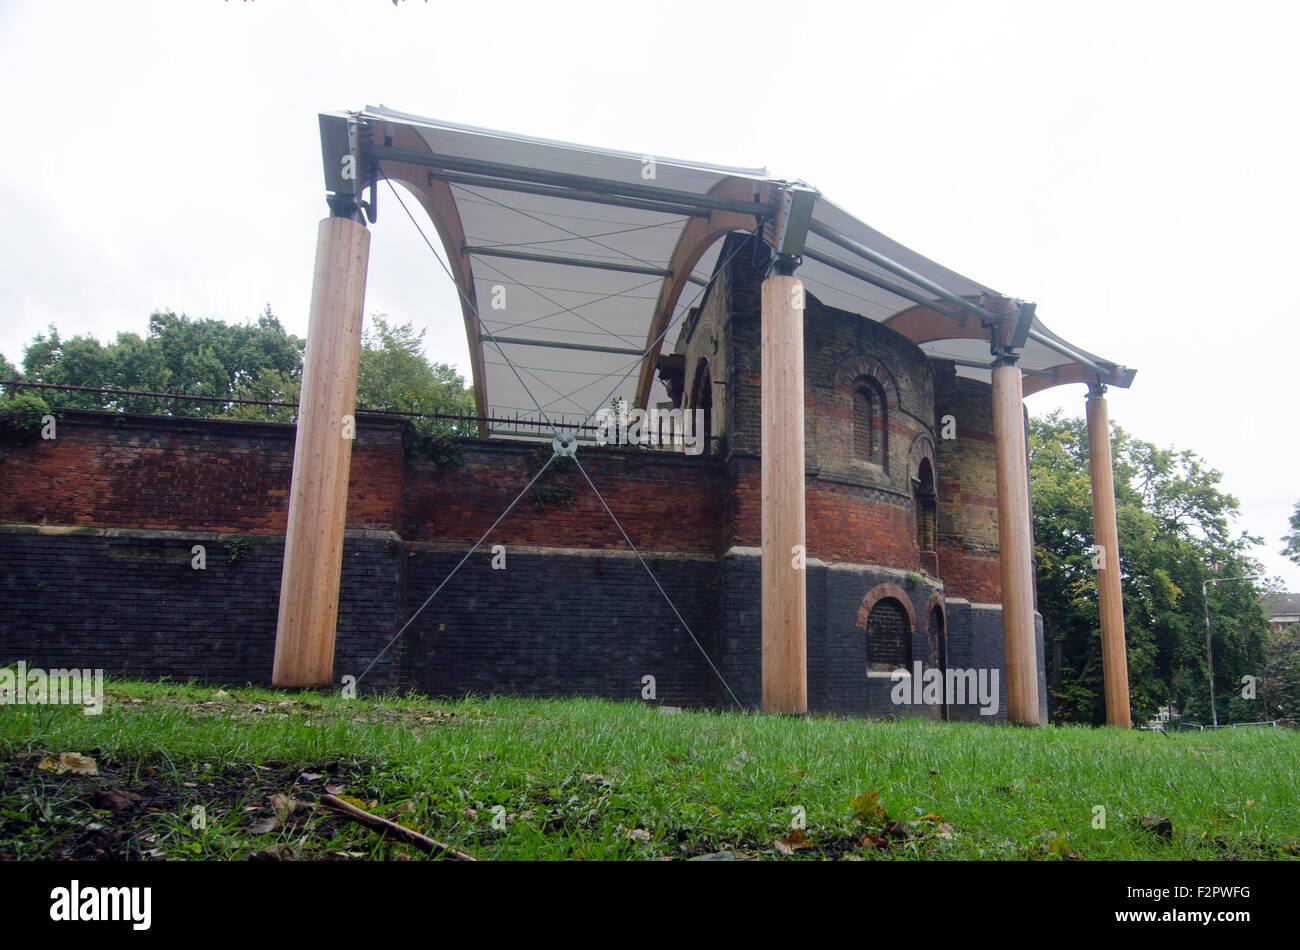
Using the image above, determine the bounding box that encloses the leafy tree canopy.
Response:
[1281,501,1300,567]
[1030,411,1271,726]
[8,309,474,435]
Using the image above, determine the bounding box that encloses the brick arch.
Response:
[832,352,900,409]
[691,320,719,358]
[908,434,936,480]
[855,582,917,632]
[923,591,945,632]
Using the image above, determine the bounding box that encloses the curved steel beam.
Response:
[635,178,771,408]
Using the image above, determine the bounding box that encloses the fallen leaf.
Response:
[249,817,278,834]
[781,829,814,851]
[38,753,98,775]
[270,794,296,825]
[627,828,652,841]
[858,833,888,850]
[89,788,142,812]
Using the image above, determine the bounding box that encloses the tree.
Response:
[0,352,21,395]
[13,310,476,434]
[1282,501,1300,566]
[1029,412,1269,726]
[356,316,475,434]
[19,309,305,416]
[1258,623,1300,723]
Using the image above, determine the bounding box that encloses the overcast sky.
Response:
[2,0,1296,588]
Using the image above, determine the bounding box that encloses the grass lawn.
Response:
[1,677,1297,861]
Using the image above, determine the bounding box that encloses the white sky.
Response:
[1,0,1296,588]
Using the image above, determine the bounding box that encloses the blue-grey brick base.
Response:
[0,527,1046,722]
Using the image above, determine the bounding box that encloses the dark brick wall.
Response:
[0,527,721,703]
[0,528,410,692]
[398,549,721,706]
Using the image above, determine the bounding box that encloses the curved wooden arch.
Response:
[1022,362,1110,397]
[855,582,918,633]
[377,123,489,435]
[634,178,771,407]
[882,300,989,347]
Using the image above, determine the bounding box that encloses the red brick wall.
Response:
[0,411,726,556]
[404,444,725,553]
[931,369,1003,602]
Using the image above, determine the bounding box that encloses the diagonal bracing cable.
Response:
[454,182,669,270]
[363,168,751,706]
[353,452,559,686]
[570,456,745,710]
[382,170,565,442]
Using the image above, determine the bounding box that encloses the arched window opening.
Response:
[866,597,911,671]
[851,376,887,468]
[914,458,937,555]
[690,358,713,454]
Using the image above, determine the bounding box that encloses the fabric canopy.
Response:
[329,106,1134,433]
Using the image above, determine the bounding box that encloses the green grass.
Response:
[1,676,1297,860]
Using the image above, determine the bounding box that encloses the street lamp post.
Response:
[1201,574,1258,727]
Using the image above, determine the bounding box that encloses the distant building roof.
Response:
[1261,592,1300,621]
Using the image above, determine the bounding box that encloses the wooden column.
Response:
[760,273,807,713]
[1086,384,1131,727]
[273,215,370,687]
[992,360,1040,725]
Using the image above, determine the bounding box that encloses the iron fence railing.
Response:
[0,379,597,439]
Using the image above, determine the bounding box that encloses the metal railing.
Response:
[0,379,596,439]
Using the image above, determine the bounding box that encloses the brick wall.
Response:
[0,229,1046,719]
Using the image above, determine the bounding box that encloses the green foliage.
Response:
[1030,411,1268,726]
[1282,501,1300,567]
[404,427,465,468]
[19,308,304,416]
[12,310,477,432]
[0,353,21,391]
[357,317,475,435]
[0,395,52,442]
[224,537,253,564]
[3,678,1300,861]
[1258,624,1300,723]
[525,446,576,510]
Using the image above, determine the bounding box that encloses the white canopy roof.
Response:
[326,106,1134,434]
